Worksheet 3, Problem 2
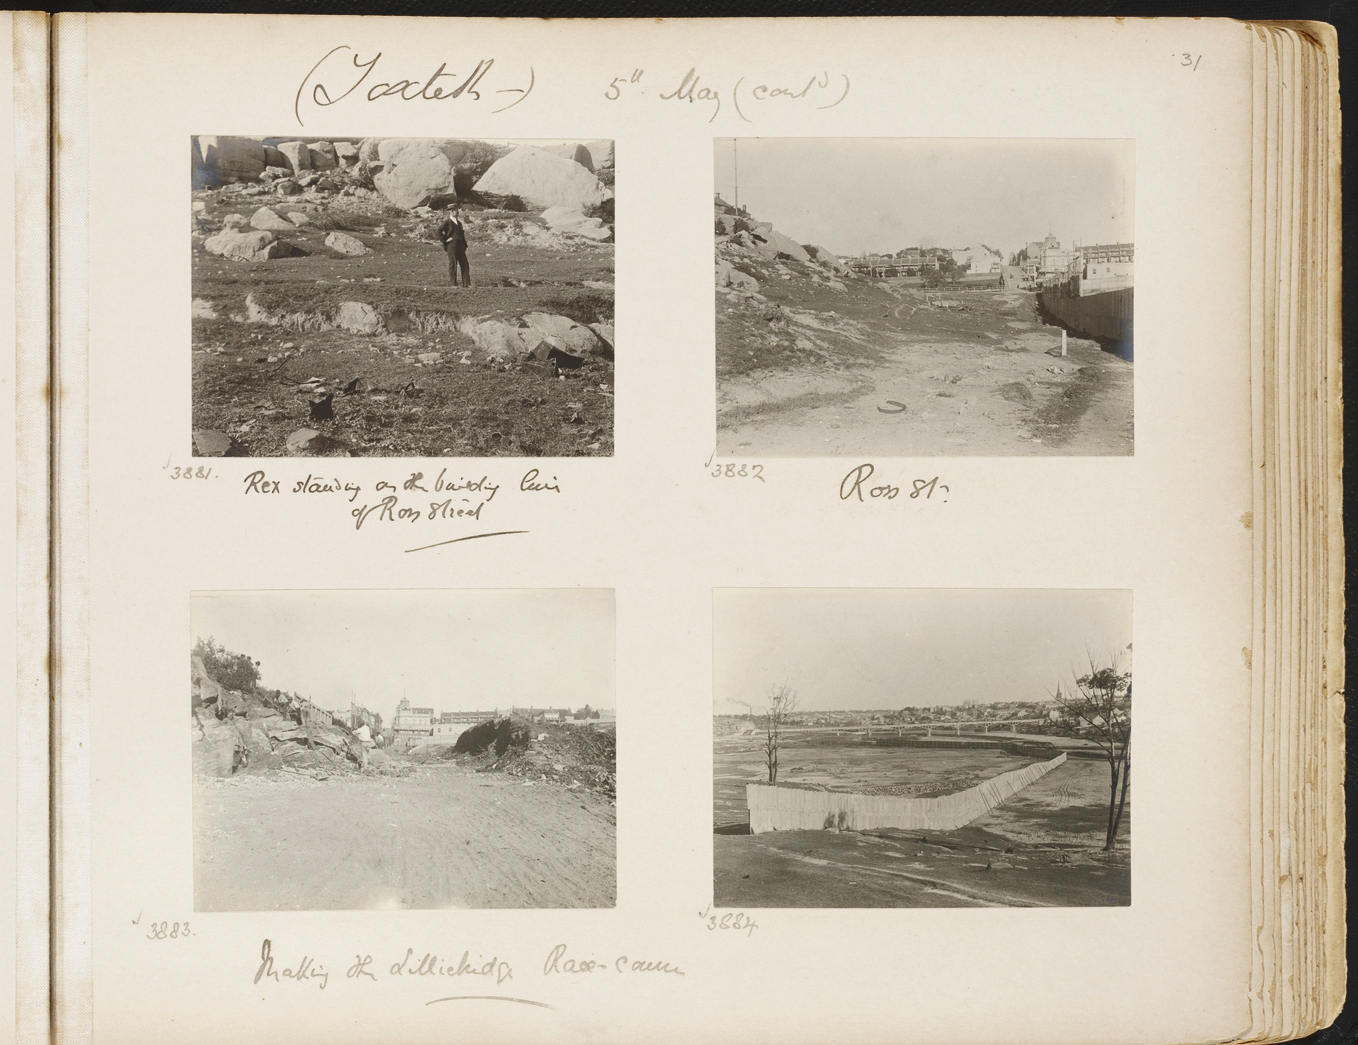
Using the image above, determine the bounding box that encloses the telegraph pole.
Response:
[733,139,739,212]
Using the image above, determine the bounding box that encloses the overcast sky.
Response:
[713,589,1131,714]
[192,589,614,724]
[714,138,1134,260]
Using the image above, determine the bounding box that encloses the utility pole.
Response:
[733,139,739,212]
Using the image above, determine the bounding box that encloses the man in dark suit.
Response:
[437,204,471,287]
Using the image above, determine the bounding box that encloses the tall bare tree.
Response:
[1049,648,1132,850]
[762,683,799,784]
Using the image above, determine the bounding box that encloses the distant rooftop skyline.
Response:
[713,588,1132,715]
[714,138,1134,260]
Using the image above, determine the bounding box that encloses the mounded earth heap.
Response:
[474,145,611,213]
[195,136,267,186]
[373,138,471,209]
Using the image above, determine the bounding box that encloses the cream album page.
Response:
[56,14,1259,1044]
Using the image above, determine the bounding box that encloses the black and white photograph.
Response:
[715,138,1134,457]
[713,588,1131,908]
[191,136,615,458]
[191,589,616,911]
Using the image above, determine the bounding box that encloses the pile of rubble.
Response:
[191,655,391,778]
[447,718,617,797]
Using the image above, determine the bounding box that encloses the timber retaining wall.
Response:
[746,753,1067,834]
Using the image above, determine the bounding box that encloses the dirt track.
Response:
[194,763,615,911]
[716,283,1133,457]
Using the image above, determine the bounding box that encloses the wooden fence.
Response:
[746,753,1067,834]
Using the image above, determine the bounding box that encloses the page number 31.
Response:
[1178,53,1203,70]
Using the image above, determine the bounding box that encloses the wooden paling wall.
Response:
[746,753,1067,834]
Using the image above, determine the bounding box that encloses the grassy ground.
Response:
[192,187,614,457]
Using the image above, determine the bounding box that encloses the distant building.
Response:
[1072,242,1134,294]
[393,698,434,736]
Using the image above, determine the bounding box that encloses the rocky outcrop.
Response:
[456,312,613,363]
[474,145,611,213]
[334,140,359,166]
[204,228,293,262]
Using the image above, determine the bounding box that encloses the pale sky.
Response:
[714,138,1134,260]
[713,589,1131,714]
[192,589,614,724]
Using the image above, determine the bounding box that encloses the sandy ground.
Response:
[194,763,615,911]
[714,745,1129,908]
[716,286,1133,457]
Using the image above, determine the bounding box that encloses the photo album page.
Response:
[46,13,1320,1045]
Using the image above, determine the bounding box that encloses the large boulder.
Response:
[518,312,611,359]
[474,145,611,213]
[545,142,593,171]
[195,136,266,185]
[334,140,359,167]
[308,141,338,170]
[758,228,811,263]
[249,206,295,231]
[585,139,614,169]
[263,145,288,169]
[325,231,369,256]
[204,228,293,262]
[716,258,759,292]
[805,243,849,273]
[456,317,536,361]
[373,138,470,209]
[276,141,311,175]
[357,137,383,164]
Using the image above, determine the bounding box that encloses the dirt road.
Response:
[716,284,1133,457]
[194,764,615,911]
